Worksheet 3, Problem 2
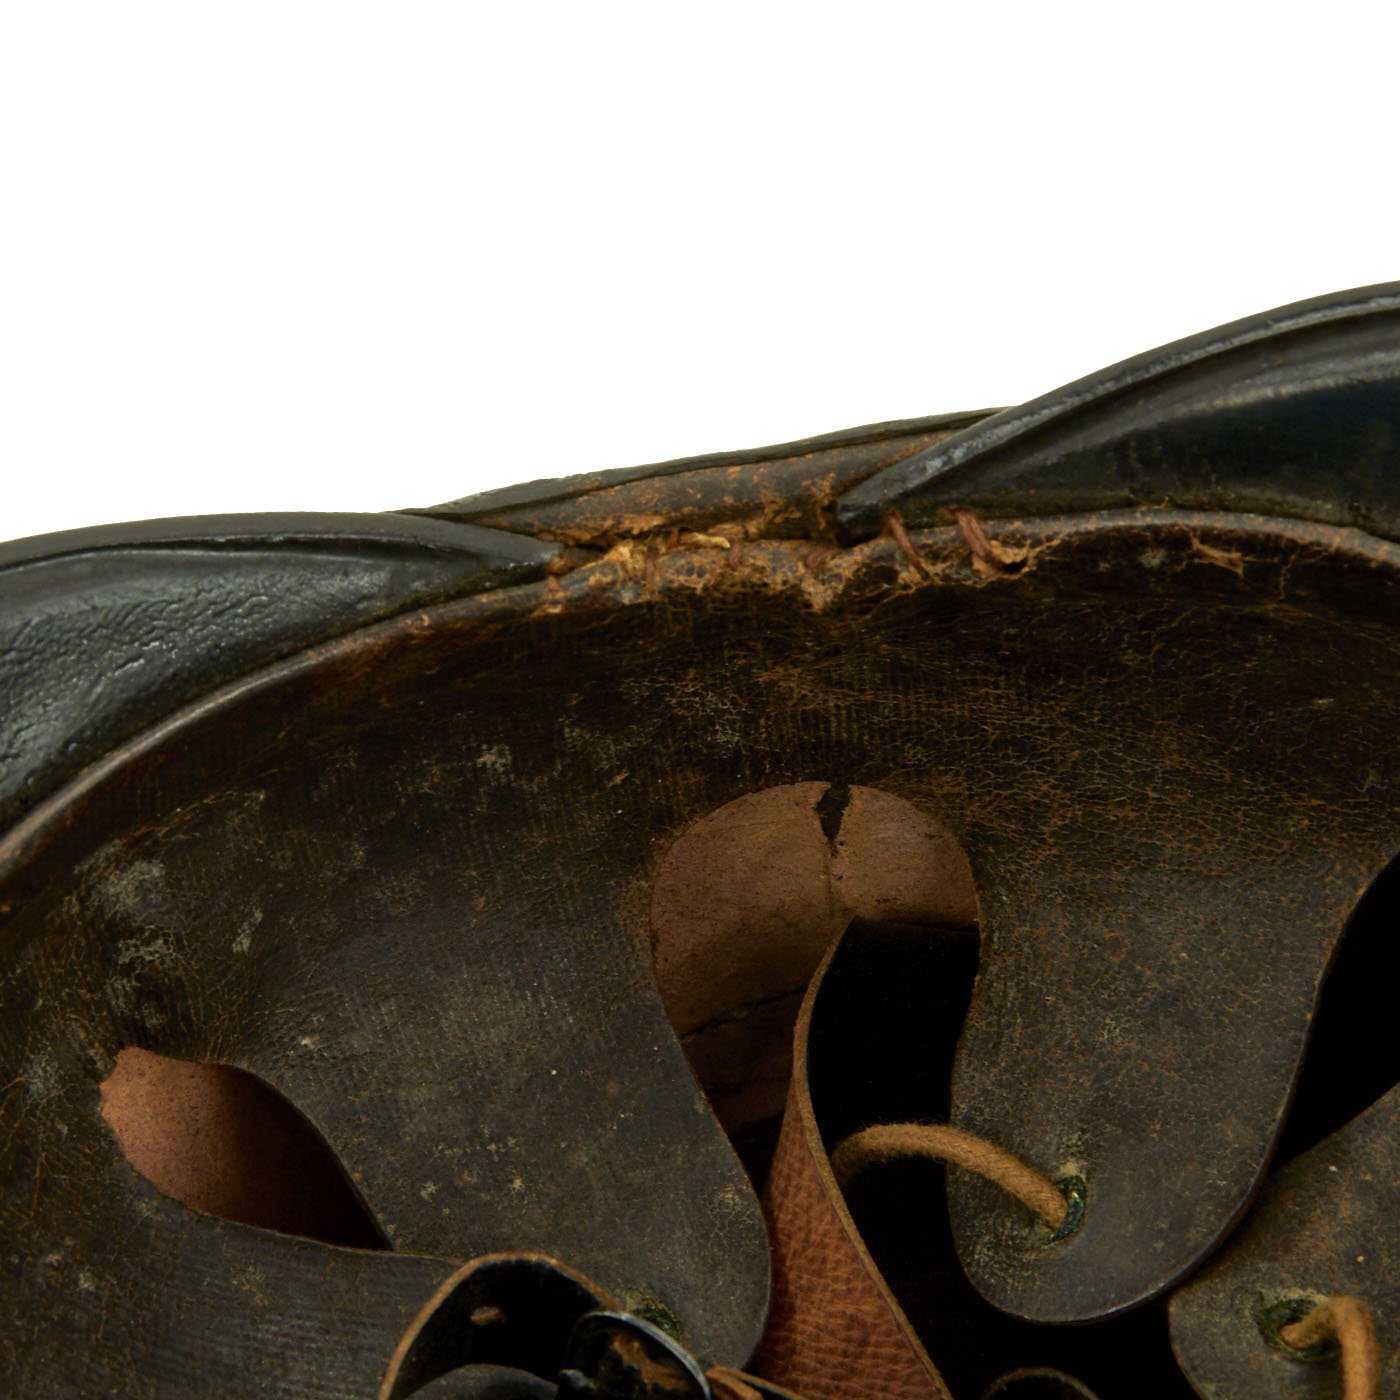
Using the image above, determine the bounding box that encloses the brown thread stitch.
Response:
[953,508,1026,577]
[884,511,931,578]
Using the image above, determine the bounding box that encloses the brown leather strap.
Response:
[751,942,951,1400]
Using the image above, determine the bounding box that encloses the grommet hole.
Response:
[1041,1176,1087,1245]
[1260,1298,1337,1362]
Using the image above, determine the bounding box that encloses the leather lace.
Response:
[832,1121,1380,1400]
[1279,1296,1380,1400]
[831,1121,1070,1232]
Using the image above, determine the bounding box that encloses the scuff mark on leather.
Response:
[1186,532,1247,577]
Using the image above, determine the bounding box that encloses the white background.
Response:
[2,3,1396,543]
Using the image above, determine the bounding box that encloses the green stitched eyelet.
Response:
[1259,1297,1337,1362]
[1042,1175,1086,1244]
[629,1298,683,1343]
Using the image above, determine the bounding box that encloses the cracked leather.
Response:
[2,284,1399,1395]
[5,512,1396,1391]
[0,511,557,830]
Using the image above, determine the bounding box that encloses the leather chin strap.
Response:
[752,934,951,1400]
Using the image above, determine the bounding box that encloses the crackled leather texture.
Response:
[4,283,1400,1397]
[0,512,556,829]
[5,512,1399,1394]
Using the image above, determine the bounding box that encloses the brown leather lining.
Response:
[100,1045,383,1247]
[652,783,974,1131]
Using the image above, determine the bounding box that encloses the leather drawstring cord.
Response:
[835,1125,1382,1400]
[830,1122,1072,1233]
[1278,1296,1380,1400]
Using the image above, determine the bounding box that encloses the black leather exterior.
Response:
[0,512,556,830]
[837,283,1400,543]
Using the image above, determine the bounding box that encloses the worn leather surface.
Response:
[419,412,991,547]
[812,922,1194,1398]
[0,511,556,830]
[0,566,778,1394]
[1,1192,460,1399]
[1169,1086,1400,1397]
[6,510,1397,1393]
[838,283,1400,545]
[5,284,1400,1395]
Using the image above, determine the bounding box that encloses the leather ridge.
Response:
[836,281,1400,544]
[0,511,557,831]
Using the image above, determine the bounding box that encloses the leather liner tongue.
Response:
[1169,1083,1400,1399]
